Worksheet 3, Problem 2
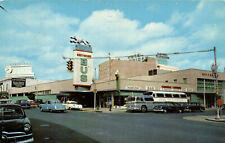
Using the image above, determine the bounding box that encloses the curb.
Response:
[205,118,225,122]
[184,115,225,123]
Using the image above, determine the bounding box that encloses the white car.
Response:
[63,101,83,110]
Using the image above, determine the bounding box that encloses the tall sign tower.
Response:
[70,36,93,89]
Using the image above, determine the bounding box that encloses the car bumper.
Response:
[153,109,164,112]
[53,108,66,111]
[2,132,34,143]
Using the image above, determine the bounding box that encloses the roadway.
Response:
[25,108,225,143]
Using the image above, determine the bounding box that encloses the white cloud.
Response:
[13,4,79,29]
[143,22,174,38]
[0,4,79,80]
[78,9,174,51]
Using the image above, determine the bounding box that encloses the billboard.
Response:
[12,78,26,88]
[73,45,93,87]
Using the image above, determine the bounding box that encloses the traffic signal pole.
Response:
[213,47,221,119]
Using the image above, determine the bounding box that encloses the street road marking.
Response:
[44,137,50,140]
[40,124,50,127]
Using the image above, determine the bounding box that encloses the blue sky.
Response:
[0,0,225,81]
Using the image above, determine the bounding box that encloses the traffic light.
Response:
[67,60,73,71]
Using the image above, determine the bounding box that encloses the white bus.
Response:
[125,95,154,112]
[143,91,188,103]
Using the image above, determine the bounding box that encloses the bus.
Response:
[125,95,154,112]
[125,91,188,113]
[143,91,188,103]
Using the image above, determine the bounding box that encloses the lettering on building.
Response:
[202,73,214,77]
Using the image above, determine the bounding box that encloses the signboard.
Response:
[12,78,26,88]
[73,45,93,87]
[218,99,223,107]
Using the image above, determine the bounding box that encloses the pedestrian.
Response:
[108,100,112,111]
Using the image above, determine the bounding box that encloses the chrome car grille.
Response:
[2,131,33,143]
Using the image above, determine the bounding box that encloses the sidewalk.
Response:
[82,107,127,113]
[183,115,225,123]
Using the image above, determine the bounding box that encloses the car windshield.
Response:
[51,100,61,104]
[0,106,25,120]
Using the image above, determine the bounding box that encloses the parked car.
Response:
[0,104,34,143]
[63,101,83,110]
[181,102,205,112]
[153,102,184,113]
[39,100,66,112]
[15,100,31,109]
[27,100,37,108]
[0,99,12,104]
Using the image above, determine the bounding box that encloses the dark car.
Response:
[15,100,31,109]
[153,102,184,113]
[182,102,205,112]
[0,104,34,143]
[186,102,205,112]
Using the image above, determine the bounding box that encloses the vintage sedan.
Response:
[0,104,34,143]
[182,102,205,112]
[153,102,184,113]
[39,100,66,112]
[63,101,83,110]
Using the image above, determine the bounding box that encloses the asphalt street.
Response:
[25,108,225,143]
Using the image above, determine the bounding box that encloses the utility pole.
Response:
[93,68,97,111]
[212,46,220,119]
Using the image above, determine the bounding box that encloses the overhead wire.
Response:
[63,48,214,60]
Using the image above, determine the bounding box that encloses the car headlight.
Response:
[24,123,31,132]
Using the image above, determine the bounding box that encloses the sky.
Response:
[0,0,225,81]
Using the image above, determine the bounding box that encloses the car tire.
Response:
[141,106,147,113]
[49,109,53,113]
[40,108,43,112]
[163,109,167,113]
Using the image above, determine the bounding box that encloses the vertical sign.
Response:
[73,45,93,87]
